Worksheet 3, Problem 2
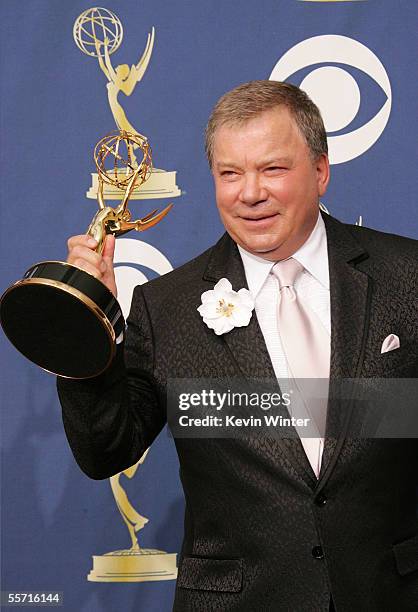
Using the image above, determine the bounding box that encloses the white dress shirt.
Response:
[238,211,330,477]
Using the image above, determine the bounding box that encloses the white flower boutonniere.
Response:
[197,278,255,335]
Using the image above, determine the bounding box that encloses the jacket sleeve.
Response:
[56,285,166,479]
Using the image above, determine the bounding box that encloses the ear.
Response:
[316,154,330,197]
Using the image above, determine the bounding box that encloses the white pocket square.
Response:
[381,334,400,354]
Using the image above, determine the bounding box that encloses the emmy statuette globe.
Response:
[73,7,123,58]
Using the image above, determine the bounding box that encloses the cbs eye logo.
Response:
[270,35,392,164]
[114,239,173,318]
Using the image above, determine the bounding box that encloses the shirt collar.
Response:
[292,211,329,290]
[238,210,329,299]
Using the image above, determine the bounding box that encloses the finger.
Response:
[102,236,117,297]
[70,259,103,280]
[67,234,97,251]
[68,245,105,274]
[102,234,115,264]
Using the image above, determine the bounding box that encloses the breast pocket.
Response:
[378,348,418,377]
[177,556,243,593]
[393,534,418,576]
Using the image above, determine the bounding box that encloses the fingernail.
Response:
[87,237,97,247]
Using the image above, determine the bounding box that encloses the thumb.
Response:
[102,234,116,265]
[102,235,117,297]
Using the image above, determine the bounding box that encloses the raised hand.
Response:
[67,234,117,297]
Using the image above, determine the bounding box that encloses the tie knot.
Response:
[272,258,303,288]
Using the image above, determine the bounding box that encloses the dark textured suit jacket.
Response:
[58,212,418,612]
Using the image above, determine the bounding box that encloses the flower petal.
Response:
[214,278,232,295]
[232,307,252,326]
[200,289,217,304]
[204,315,234,335]
[237,287,254,303]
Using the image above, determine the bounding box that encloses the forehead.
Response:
[212,107,308,161]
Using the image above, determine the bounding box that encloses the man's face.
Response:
[212,106,330,261]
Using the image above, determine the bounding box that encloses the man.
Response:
[58,81,418,611]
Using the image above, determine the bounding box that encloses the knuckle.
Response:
[67,235,84,249]
[73,245,92,260]
[71,245,82,258]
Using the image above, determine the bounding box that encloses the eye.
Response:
[220,170,238,179]
[264,166,286,174]
[270,35,392,165]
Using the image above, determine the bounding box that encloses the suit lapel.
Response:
[318,212,372,484]
[203,233,276,380]
[202,233,321,488]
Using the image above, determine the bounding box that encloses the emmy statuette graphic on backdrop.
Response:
[88,448,177,582]
[73,6,181,202]
[0,6,179,582]
[74,9,178,582]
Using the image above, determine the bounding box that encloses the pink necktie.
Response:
[272,258,330,476]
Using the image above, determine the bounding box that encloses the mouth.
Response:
[240,212,280,227]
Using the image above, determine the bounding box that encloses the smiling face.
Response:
[212,106,330,261]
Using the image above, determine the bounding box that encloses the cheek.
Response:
[271,177,311,211]
[215,196,234,230]
[270,175,299,199]
[215,184,237,212]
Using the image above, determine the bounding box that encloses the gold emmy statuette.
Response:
[73,7,181,201]
[0,131,172,379]
[88,449,177,582]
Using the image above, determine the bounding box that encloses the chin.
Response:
[243,242,283,259]
[247,236,283,251]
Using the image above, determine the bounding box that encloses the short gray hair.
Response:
[205,80,328,168]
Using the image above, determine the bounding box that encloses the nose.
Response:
[239,172,267,205]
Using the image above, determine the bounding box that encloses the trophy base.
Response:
[87,168,182,200]
[88,549,178,582]
[0,261,124,379]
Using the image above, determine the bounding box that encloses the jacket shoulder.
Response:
[342,221,418,259]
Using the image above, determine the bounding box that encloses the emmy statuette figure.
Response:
[73,7,181,202]
[88,448,178,582]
